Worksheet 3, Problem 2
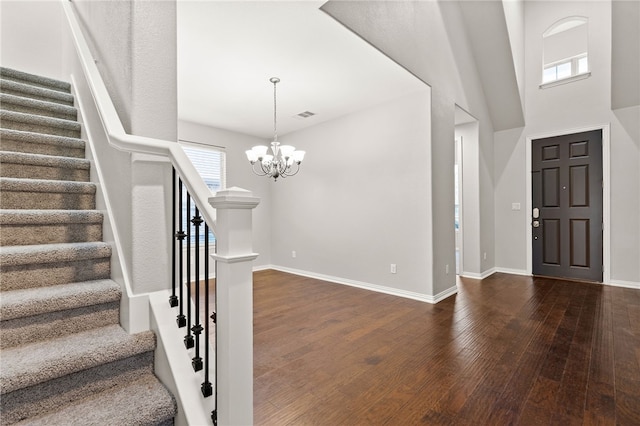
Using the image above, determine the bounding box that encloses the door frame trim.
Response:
[525,123,610,283]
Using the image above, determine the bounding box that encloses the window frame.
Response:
[541,52,590,86]
[178,139,226,246]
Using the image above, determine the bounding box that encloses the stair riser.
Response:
[0,139,85,159]
[0,87,74,107]
[0,302,119,349]
[0,352,154,426]
[1,119,80,139]
[0,258,111,291]
[1,223,102,246]
[0,163,89,182]
[1,102,77,121]
[0,191,95,210]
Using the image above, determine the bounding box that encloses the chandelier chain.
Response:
[273,79,278,142]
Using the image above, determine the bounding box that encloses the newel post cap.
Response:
[209,186,260,209]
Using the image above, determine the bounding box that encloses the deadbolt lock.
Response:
[532,220,540,228]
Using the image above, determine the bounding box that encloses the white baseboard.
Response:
[262,265,456,304]
[252,264,272,272]
[460,267,496,280]
[494,267,530,276]
[606,279,640,290]
[432,284,458,303]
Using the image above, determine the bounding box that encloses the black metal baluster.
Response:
[191,207,203,371]
[184,194,194,349]
[202,223,213,397]
[176,179,186,327]
[211,239,218,424]
[170,168,178,307]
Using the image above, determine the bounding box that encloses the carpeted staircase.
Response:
[0,67,177,425]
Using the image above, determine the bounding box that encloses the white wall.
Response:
[72,0,134,133]
[1,1,65,80]
[494,126,526,273]
[70,0,178,295]
[73,0,177,141]
[494,1,640,285]
[611,0,640,110]
[503,0,526,110]
[272,90,433,297]
[178,121,272,268]
[323,1,497,292]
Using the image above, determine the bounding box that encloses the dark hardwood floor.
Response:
[249,269,640,425]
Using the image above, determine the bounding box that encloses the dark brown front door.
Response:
[532,130,603,282]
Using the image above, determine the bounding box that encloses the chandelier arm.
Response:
[261,161,273,176]
[279,160,289,176]
[251,162,268,176]
[282,162,301,177]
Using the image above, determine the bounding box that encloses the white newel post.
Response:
[209,187,259,426]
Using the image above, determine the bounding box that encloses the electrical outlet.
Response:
[446,264,449,274]
[292,251,296,258]
[390,264,397,274]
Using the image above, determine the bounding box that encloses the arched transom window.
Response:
[542,17,589,85]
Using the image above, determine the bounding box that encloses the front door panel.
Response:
[532,130,603,282]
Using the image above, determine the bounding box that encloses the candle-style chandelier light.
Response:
[245,77,305,181]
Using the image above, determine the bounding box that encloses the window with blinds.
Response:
[180,142,226,245]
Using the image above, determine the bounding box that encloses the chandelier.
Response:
[245,77,305,181]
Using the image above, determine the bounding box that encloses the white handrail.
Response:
[61,0,217,233]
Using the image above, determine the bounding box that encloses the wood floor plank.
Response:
[201,270,640,425]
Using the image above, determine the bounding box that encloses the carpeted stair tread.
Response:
[0,177,96,210]
[0,151,90,181]
[0,177,95,194]
[0,324,156,394]
[0,110,80,138]
[0,129,85,158]
[0,67,71,93]
[0,93,77,120]
[0,209,102,225]
[0,279,120,321]
[0,180,96,210]
[12,372,176,426]
[0,209,103,245]
[0,241,110,267]
[0,352,155,425]
[0,79,74,106]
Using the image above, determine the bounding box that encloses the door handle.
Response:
[533,208,539,219]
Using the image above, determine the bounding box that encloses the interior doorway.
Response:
[454,137,462,274]
[454,105,478,277]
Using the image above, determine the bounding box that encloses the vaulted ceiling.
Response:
[177,0,427,139]
[178,1,638,138]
